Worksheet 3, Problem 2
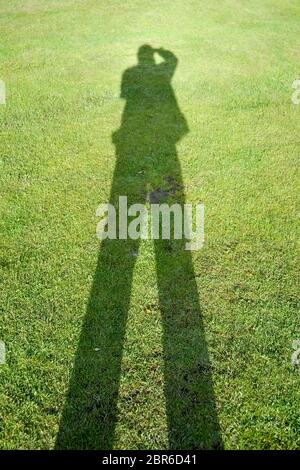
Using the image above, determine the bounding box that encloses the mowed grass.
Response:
[0,0,299,449]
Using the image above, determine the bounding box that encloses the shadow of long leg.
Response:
[155,237,223,449]
[56,236,139,449]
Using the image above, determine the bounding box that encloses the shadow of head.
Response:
[137,44,156,66]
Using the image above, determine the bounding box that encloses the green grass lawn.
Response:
[0,0,299,450]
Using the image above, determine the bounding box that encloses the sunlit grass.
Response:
[0,0,299,449]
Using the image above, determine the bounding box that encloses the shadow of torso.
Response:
[111,51,188,202]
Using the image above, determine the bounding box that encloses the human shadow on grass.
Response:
[56,45,222,450]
